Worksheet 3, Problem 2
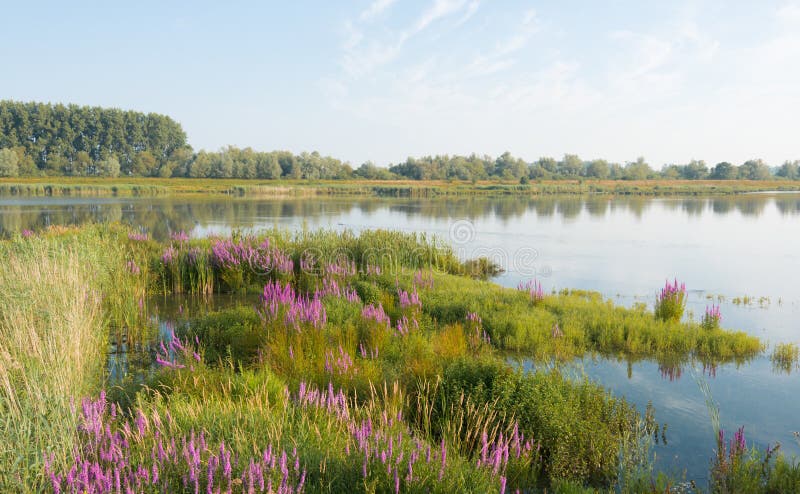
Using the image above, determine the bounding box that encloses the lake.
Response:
[4,192,799,483]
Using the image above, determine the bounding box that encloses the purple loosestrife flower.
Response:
[361,303,391,328]
[413,270,434,289]
[363,264,382,276]
[398,287,422,310]
[161,246,178,265]
[170,230,190,243]
[21,228,34,238]
[655,278,687,322]
[127,231,149,242]
[517,279,545,302]
[125,260,141,275]
[702,304,722,330]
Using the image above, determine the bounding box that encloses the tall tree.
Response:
[0,148,19,177]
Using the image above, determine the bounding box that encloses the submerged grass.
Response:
[770,343,799,374]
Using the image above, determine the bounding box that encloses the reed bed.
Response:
[0,238,107,490]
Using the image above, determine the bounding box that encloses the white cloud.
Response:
[465,10,539,77]
[359,0,398,22]
[455,1,481,26]
[413,0,469,33]
[338,0,473,78]
[776,2,800,23]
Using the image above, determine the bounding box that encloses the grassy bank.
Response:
[1,177,800,198]
[0,225,796,492]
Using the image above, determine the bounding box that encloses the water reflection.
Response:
[2,194,800,239]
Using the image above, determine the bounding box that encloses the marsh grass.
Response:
[770,343,799,374]
[0,225,787,492]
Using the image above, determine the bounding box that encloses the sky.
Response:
[1,0,799,168]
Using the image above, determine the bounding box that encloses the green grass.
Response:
[1,177,799,198]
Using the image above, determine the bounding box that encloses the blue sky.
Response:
[1,1,799,167]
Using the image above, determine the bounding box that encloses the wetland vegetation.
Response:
[1,224,797,493]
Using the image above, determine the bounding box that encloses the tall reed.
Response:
[0,239,107,490]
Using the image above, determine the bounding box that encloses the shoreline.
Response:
[1,177,800,198]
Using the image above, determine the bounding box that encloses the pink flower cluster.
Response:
[397,287,421,310]
[413,270,434,289]
[44,393,307,494]
[295,381,350,421]
[127,231,149,242]
[319,277,360,303]
[324,346,356,375]
[362,264,382,276]
[659,278,686,301]
[261,280,326,329]
[170,230,190,242]
[395,316,418,336]
[361,304,391,329]
[359,343,379,359]
[466,312,482,325]
[517,279,544,302]
[161,246,178,264]
[125,260,141,275]
[209,238,293,275]
[155,330,201,370]
[324,259,357,278]
[702,304,722,329]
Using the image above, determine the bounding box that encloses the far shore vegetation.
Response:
[2,101,800,191]
[1,176,800,198]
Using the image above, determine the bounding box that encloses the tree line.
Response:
[1,100,798,181]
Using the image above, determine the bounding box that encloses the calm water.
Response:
[4,193,800,482]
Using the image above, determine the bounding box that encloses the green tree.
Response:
[738,159,771,180]
[710,162,736,180]
[188,151,213,178]
[11,146,36,175]
[681,159,708,179]
[0,148,19,177]
[661,164,681,179]
[537,157,558,174]
[132,151,157,176]
[776,160,799,180]
[585,159,610,179]
[99,156,121,177]
[73,151,93,176]
[558,154,583,176]
[623,157,652,180]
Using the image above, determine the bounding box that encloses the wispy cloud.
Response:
[466,9,539,77]
[454,0,480,26]
[338,0,473,78]
[413,0,469,33]
[359,0,397,22]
